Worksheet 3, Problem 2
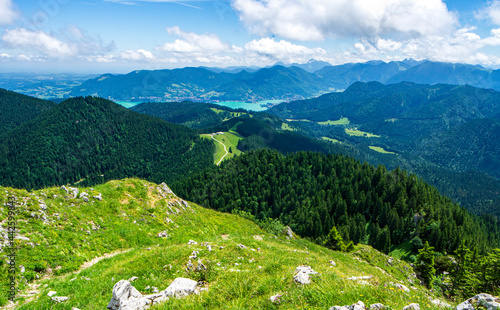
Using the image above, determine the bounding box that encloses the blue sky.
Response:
[1,0,500,73]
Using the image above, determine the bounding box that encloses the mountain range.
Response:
[67,59,500,103]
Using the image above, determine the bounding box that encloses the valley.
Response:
[1,59,500,309]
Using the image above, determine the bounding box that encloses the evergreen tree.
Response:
[417,241,436,288]
[323,226,345,251]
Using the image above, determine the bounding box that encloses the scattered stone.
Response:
[329,300,366,310]
[358,280,371,286]
[61,185,68,193]
[402,303,420,310]
[347,276,373,281]
[68,187,79,199]
[293,266,318,285]
[430,299,451,308]
[187,240,197,245]
[20,265,25,273]
[52,296,69,303]
[329,260,336,267]
[47,291,57,297]
[456,293,500,310]
[237,244,247,249]
[93,193,102,201]
[207,245,212,251]
[70,277,77,282]
[253,235,263,241]
[189,250,198,259]
[196,259,206,271]
[387,257,394,265]
[157,231,169,238]
[370,303,385,310]
[80,192,89,202]
[129,276,138,282]
[390,282,410,292]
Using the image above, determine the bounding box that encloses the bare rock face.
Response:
[285,226,294,239]
[157,183,174,197]
[107,277,198,310]
[456,294,500,310]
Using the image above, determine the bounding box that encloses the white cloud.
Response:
[349,27,500,66]
[157,26,230,52]
[0,0,18,25]
[2,28,76,57]
[231,0,457,41]
[486,0,500,25]
[244,37,326,62]
[1,26,115,59]
[121,49,156,61]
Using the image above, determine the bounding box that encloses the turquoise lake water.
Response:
[117,100,281,111]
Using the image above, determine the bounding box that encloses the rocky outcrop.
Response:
[293,266,318,285]
[107,277,198,310]
[456,294,500,310]
[157,183,174,197]
[402,304,420,310]
[329,300,366,310]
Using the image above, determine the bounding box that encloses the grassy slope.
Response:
[0,179,452,309]
[202,132,243,165]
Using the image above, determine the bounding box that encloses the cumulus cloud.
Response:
[2,28,76,57]
[244,37,326,62]
[121,49,156,61]
[485,0,500,25]
[0,0,18,25]
[350,27,500,66]
[157,26,230,52]
[231,0,457,41]
[1,26,115,59]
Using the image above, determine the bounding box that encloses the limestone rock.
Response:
[329,301,366,310]
[164,277,198,298]
[157,231,169,238]
[402,303,420,310]
[237,244,247,249]
[329,260,336,267]
[80,192,89,202]
[93,193,102,201]
[187,240,197,245]
[285,226,294,239]
[391,282,410,292]
[47,291,57,297]
[348,276,373,281]
[52,296,69,303]
[293,266,318,285]
[69,187,79,199]
[370,303,385,310]
[456,294,500,310]
[431,299,451,308]
[157,183,174,197]
[61,185,68,193]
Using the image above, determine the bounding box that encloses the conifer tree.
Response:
[323,226,345,251]
[417,241,436,288]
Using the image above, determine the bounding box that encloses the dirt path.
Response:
[1,249,131,309]
[211,134,228,166]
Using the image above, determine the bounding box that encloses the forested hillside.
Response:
[130,101,247,129]
[268,82,500,216]
[0,96,214,190]
[172,150,500,255]
[0,88,56,136]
